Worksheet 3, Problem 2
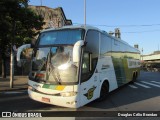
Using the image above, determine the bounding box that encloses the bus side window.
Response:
[81,52,92,83]
[82,52,90,74]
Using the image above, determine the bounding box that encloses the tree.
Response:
[0,0,44,78]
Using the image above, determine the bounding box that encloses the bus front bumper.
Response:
[28,89,79,108]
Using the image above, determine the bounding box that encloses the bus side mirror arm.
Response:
[17,44,31,67]
[73,40,84,63]
[31,39,37,48]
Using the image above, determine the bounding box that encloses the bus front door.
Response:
[79,52,99,106]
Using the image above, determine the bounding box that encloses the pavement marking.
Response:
[151,81,160,84]
[140,81,160,88]
[128,85,138,88]
[134,82,151,88]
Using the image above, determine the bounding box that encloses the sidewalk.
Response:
[0,76,28,92]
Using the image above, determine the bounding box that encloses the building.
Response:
[28,5,72,29]
[0,6,73,76]
[142,51,160,62]
[141,51,160,72]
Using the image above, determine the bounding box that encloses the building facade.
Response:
[141,51,160,72]
[28,5,72,29]
[142,51,160,62]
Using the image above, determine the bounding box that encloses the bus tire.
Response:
[132,72,136,82]
[135,72,138,79]
[97,81,109,101]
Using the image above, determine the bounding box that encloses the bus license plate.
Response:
[42,97,50,102]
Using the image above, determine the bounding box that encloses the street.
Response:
[0,71,160,119]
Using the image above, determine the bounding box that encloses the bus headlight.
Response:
[28,86,36,91]
[60,92,77,97]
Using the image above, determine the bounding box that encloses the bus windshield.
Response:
[30,29,85,85]
[38,29,84,45]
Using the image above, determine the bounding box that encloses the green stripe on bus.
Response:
[42,84,56,89]
[112,57,140,87]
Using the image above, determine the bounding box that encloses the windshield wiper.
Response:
[37,57,47,72]
[50,65,61,85]
[46,49,62,85]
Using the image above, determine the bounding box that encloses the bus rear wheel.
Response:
[97,81,109,101]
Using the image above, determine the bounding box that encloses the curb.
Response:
[0,87,28,92]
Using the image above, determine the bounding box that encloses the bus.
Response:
[17,25,140,108]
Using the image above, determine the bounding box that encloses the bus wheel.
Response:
[97,81,109,101]
[132,72,136,82]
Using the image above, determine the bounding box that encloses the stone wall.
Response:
[28,5,72,29]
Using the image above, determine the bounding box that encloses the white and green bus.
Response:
[17,25,140,108]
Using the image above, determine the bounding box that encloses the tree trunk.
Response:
[1,56,6,78]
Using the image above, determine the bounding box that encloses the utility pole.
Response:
[40,0,42,6]
[84,0,86,27]
[141,48,143,61]
[10,21,16,88]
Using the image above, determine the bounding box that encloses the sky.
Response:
[29,0,160,55]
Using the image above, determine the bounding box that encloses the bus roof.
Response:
[41,25,124,43]
[41,25,139,53]
[41,25,101,32]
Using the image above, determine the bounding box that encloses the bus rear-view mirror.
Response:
[73,40,84,63]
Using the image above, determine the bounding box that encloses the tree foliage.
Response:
[0,0,45,77]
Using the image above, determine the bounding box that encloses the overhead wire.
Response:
[123,29,160,33]
[73,23,160,27]
[73,23,160,33]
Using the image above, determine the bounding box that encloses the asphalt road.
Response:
[0,71,160,119]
